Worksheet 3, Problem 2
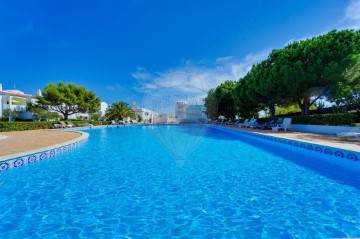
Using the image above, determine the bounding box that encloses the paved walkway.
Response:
[222,125,360,152]
[0,130,81,157]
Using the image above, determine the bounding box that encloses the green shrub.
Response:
[0,120,114,132]
[291,113,355,126]
[256,117,279,124]
[65,120,111,126]
[0,122,54,132]
[257,114,355,126]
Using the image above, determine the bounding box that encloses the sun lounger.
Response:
[336,127,360,141]
[248,119,258,128]
[228,120,239,125]
[271,118,292,132]
[224,119,232,125]
[257,120,275,130]
[217,119,224,125]
[240,118,256,128]
[237,119,249,127]
[53,124,61,129]
[59,121,68,128]
[225,119,239,125]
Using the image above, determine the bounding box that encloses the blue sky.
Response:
[0,0,359,107]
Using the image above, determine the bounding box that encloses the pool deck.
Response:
[219,125,360,152]
[0,130,82,158]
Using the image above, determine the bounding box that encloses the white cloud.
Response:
[130,67,153,81]
[128,50,271,113]
[131,49,270,97]
[341,0,360,29]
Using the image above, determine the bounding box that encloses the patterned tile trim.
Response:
[211,125,360,162]
[59,124,125,131]
[0,139,87,172]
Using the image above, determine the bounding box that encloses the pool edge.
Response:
[0,131,89,172]
[210,125,360,162]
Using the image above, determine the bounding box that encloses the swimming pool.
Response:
[0,125,359,238]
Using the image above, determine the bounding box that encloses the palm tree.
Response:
[105,102,135,120]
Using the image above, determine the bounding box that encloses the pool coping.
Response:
[0,130,89,172]
[210,125,360,162]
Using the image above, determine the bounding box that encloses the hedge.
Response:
[0,121,112,132]
[0,122,54,132]
[258,113,355,126]
[256,117,279,124]
[291,113,355,126]
[64,120,111,127]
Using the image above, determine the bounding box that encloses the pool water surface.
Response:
[0,125,359,238]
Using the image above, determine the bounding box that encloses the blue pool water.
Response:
[0,125,360,238]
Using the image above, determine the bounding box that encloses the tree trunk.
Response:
[63,112,69,120]
[299,97,311,115]
[269,105,275,117]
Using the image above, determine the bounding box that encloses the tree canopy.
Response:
[268,30,360,115]
[204,29,360,117]
[26,101,59,121]
[105,102,135,120]
[204,80,236,119]
[37,82,101,120]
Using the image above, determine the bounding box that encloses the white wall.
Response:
[99,102,108,117]
[291,124,358,135]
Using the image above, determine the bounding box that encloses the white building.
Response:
[132,106,157,123]
[0,83,38,120]
[152,113,180,124]
[174,101,208,123]
[99,102,108,117]
[0,83,109,121]
[175,101,187,119]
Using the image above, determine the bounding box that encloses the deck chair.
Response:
[337,127,360,141]
[272,118,292,132]
[242,118,256,128]
[59,121,68,128]
[237,119,249,127]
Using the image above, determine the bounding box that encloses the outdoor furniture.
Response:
[257,120,275,130]
[271,118,283,127]
[53,124,61,129]
[248,119,258,128]
[225,119,238,125]
[59,121,68,128]
[224,119,232,125]
[271,118,292,132]
[228,120,240,125]
[336,127,360,141]
[240,118,256,128]
[213,119,221,124]
[237,119,249,127]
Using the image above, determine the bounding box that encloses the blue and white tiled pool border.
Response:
[211,125,360,162]
[0,131,89,172]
